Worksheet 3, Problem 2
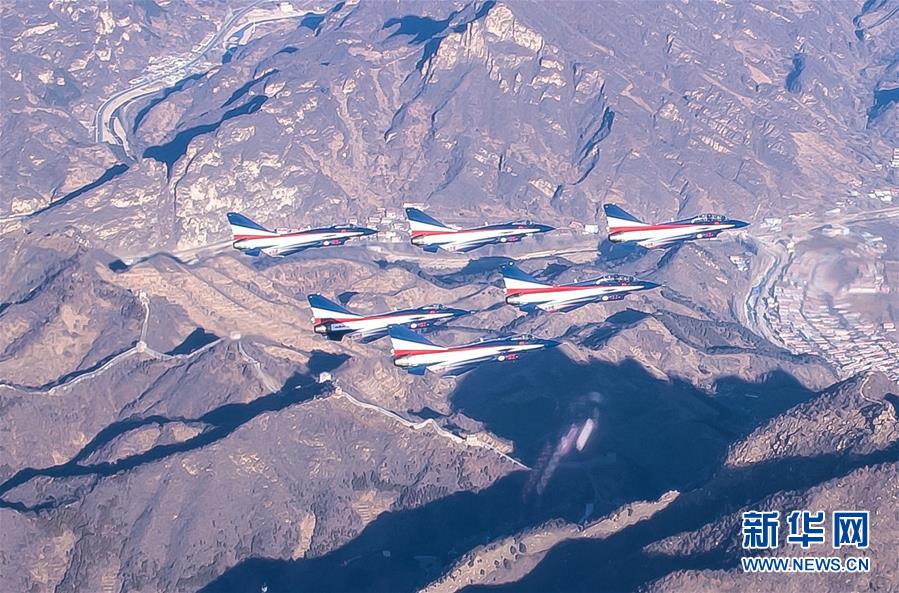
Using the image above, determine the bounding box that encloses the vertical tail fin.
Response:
[308,294,361,322]
[501,264,551,293]
[228,212,276,240]
[603,204,648,232]
[406,207,454,236]
[388,325,445,355]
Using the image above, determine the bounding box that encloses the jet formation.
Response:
[225,203,749,375]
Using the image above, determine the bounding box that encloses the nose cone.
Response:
[641,281,661,291]
[447,308,469,319]
[731,220,750,229]
[541,338,561,349]
[535,224,555,234]
[358,226,379,236]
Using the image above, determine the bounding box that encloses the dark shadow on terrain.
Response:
[303,351,350,375]
[0,351,347,511]
[434,257,512,286]
[28,164,130,218]
[0,265,71,316]
[384,13,456,44]
[222,70,278,108]
[0,344,137,393]
[144,95,268,176]
[867,85,899,125]
[133,72,205,132]
[596,239,649,265]
[337,291,359,306]
[202,352,823,593]
[785,53,804,93]
[375,256,512,289]
[222,45,238,64]
[300,11,327,32]
[410,406,445,420]
[449,350,812,474]
[202,472,533,593]
[562,309,650,349]
[108,258,128,272]
[538,262,571,282]
[464,442,899,593]
[884,393,899,414]
[166,327,219,355]
[383,1,495,72]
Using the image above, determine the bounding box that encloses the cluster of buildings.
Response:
[345,206,409,243]
[760,237,898,381]
[867,189,895,204]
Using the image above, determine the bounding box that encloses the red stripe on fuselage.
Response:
[411,230,453,237]
[393,349,448,356]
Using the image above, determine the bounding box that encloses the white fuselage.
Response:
[394,341,545,370]
[322,310,457,335]
[413,227,539,251]
[610,222,737,246]
[507,283,645,307]
[235,229,366,254]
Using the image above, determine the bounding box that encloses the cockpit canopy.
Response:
[680,213,726,224]
[595,274,636,285]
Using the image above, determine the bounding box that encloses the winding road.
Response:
[94,0,309,156]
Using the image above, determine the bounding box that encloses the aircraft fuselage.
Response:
[411,223,553,252]
[233,226,376,256]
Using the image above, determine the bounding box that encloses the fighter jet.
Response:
[406,207,554,253]
[501,264,659,313]
[308,294,467,342]
[388,325,559,376]
[604,204,749,249]
[228,212,377,257]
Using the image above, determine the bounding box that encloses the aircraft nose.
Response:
[641,281,661,290]
[536,224,555,234]
[360,226,379,236]
[732,220,750,229]
[449,308,469,318]
[543,339,561,349]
